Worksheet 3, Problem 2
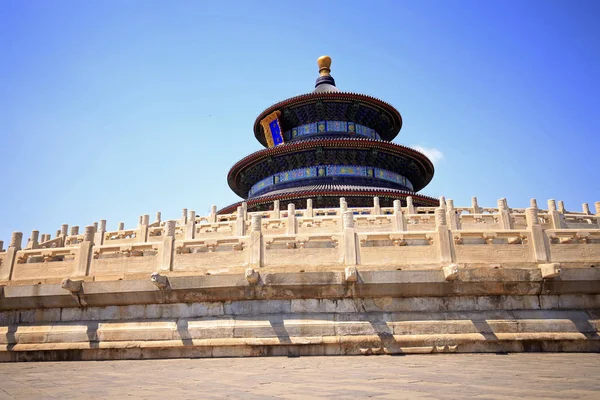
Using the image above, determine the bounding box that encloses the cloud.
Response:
[410,145,444,164]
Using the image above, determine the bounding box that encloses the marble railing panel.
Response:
[12,248,78,280]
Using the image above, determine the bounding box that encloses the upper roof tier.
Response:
[253,56,403,147]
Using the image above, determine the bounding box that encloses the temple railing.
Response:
[1,196,600,283]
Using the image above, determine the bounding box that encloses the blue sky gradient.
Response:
[1,0,599,241]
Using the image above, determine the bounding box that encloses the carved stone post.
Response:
[340,197,348,213]
[26,230,39,250]
[70,226,79,236]
[530,198,538,209]
[306,199,314,218]
[471,197,481,214]
[118,222,125,231]
[95,220,106,246]
[273,200,280,219]
[558,201,566,214]
[595,202,600,216]
[241,202,248,221]
[75,226,95,276]
[497,198,512,229]
[0,241,3,252]
[582,203,591,215]
[287,203,297,234]
[439,196,446,210]
[446,199,460,230]
[435,208,453,264]
[186,211,196,240]
[181,208,188,226]
[249,214,263,269]
[236,207,246,236]
[155,212,162,225]
[10,232,23,250]
[406,196,415,214]
[0,232,22,280]
[393,200,406,231]
[55,230,61,238]
[209,205,218,223]
[139,214,150,242]
[61,224,69,237]
[548,199,565,229]
[372,197,381,216]
[161,220,176,271]
[526,207,548,262]
[342,211,359,267]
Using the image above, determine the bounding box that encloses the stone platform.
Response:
[0,354,599,399]
[1,197,600,360]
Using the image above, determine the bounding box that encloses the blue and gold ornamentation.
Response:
[284,121,380,140]
[260,110,284,148]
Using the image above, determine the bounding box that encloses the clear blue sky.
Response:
[1,0,599,242]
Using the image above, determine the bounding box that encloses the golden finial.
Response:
[317,55,332,76]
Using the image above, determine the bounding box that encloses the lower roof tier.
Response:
[217,184,439,214]
[228,137,435,198]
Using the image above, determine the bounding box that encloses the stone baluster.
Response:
[160,221,177,271]
[236,206,246,236]
[340,197,348,213]
[435,208,453,264]
[93,222,98,232]
[530,198,538,209]
[446,199,460,230]
[75,226,96,276]
[26,230,39,250]
[392,199,406,231]
[548,199,565,229]
[55,229,61,238]
[0,232,23,280]
[70,226,79,236]
[181,208,188,226]
[241,202,248,221]
[439,196,446,210]
[342,211,359,267]
[471,197,481,214]
[372,197,381,216]
[306,199,314,218]
[558,201,566,214]
[582,203,591,215]
[60,224,68,246]
[39,234,47,244]
[273,200,280,219]
[186,210,196,240]
[139,214,150,242]
[526,207,548,262]
[95,220,106,246]
[287,203,297,234]
[406,196,415,214]
[497,198,512,229]
[249,214,263,269]
[209,205,217,223]
[155,212,162,225]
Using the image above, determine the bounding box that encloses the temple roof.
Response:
[227,137,434,197]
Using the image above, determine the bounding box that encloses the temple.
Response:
[1,57,600,362]
[221,56,437,214]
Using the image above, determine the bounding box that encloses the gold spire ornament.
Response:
[317,55,332,76]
